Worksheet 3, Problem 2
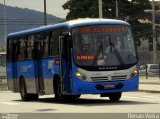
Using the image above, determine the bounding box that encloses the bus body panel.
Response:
[13,58,61,94]
[71,57,139,95]
[17,60,37,93]
[42,58,71,94]
[6,19,139,100]
[72,75,139,95]
[6,62,17,92]
[41,58,60,94]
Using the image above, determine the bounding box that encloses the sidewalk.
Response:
[139,77,160,93]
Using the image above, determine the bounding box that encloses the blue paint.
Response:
[7,19,139,95]
[72,75,139,95]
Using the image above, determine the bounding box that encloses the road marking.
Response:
[1,102,19,105]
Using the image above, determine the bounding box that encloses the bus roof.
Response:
[8,18,130,38]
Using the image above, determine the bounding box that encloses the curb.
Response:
[139,90,160,93]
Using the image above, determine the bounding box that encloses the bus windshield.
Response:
[72,25,137,67]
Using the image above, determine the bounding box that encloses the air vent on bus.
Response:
[111,75,127,80]
[91,77,108,82]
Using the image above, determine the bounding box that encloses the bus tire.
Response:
[109,92,122,102]
[30,94,39,101]
[54,79,65,102]
[72,95,81,99]
[62,95,81,102]
[19,79,29,101]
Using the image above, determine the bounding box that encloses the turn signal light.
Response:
[55,59,60,65]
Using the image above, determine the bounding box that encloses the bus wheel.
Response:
[54,80,65,102]
[64,95,81,102]
[109,92,122,102]
[30,94,39,101]
[19,79,29,101]
[72,95,81,99]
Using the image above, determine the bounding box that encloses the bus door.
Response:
[34,39,44,93]
[12,40,19,92]
[59,33,72,94]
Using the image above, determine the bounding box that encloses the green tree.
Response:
[62,0,152,46]
[63,0,98,20]
[63,0,151,20]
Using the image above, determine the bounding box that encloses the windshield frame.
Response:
[71,24,138,71]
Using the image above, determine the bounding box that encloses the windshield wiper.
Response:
[93,36,104,66]
[108,35,124,65]
[93,35,125,66]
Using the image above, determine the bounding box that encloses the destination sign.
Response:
[77,55,95,60]
[79,26,127,33]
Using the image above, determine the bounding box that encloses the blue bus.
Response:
[6,18,139,102]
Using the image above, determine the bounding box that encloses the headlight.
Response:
[130,69,138,79]
[75,71,86,80]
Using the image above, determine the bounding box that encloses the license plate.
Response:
[104,84,115,89]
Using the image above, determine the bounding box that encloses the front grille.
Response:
[111,75,127,80]
[91,75,127,82]
[91,77,108,82]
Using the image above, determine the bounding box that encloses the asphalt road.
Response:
[0,91,160,113]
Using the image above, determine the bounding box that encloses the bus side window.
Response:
[19,37,27,60]
[25,36,28,59]
[16,39,21,60]
[27,35,34,59]
[33,33,44,59]
[49,31,59,57]
[12,39,18,62]
[7,39,12,62]
[43,32,49,58]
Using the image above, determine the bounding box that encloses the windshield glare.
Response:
[72,25,137,67]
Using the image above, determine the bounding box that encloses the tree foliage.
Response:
[62,0,152,46]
